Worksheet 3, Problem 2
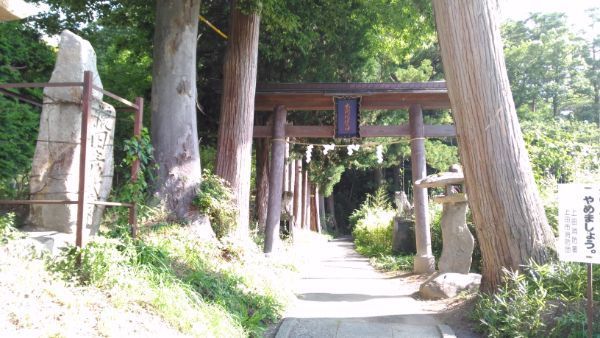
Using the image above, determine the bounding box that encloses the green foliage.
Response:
[472,261,600,337]
[48,237,133,286]
[119,127,155,204]
[0,22,55,198]
[522,119,600,182]
[350,188,395,256]
[308,163,345,197]
[47,225,295,337]
[0,212,22,243]
[424,140,459,173]
[194,170,238,238]
[369,254,413,272]
[502,12,596,121]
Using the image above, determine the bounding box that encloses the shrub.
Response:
[350,188,395,257]
[0,212,21,243]
[472,260,600,337]
[194,170,238,238]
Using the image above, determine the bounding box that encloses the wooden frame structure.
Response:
[255,82,455,273]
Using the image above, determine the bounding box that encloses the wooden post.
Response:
[76,71,93,249]
[129,96,143,238]
[293,160,302,229]
[264,105,287,254]
[283,139,289,191]
[255,115,272,233]
[314,184,321,233]
[302,170,310,229]
[410,104,435,273]
[319,193,326,232]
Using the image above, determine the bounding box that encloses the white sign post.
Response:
[558,184,599,338]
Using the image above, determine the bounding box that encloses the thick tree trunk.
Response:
[255,115,272,233]
[151,0,202,220]
[433,0,556,291]
[215,1,261,236]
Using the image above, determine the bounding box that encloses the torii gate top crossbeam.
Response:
[255,81,450,111]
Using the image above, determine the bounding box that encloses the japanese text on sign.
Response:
[558,184,600,264]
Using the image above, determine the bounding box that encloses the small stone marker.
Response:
[415,164,474,274]
[28,30,115,237]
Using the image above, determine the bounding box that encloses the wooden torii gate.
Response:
[253,82,454,274]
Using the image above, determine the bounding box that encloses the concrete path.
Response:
[274,237,455,338]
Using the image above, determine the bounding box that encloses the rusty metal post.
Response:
[75,71,93,249]
[588,263,593,338]
[264,105,287,254]
[410,104,435,274]
[129,97,144,238]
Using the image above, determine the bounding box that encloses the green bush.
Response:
[0,212,21,243]
[194,170,238,238]
[350,188,395,257]
[370,254,413,271]
[472,260,600,337]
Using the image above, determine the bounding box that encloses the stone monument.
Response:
[28,30,115,237]
[392,191,415,254]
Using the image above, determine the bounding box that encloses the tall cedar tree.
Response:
[432,0,556,291]
[215,0,260,236]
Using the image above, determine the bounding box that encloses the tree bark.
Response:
[151,0,202,220]
[255,115,272,233]
[302,172,309,229]
[215,0,261,236]
[318,193,326,232]
[326,194,337,231]
[432,0,556,291]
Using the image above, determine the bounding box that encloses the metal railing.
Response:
[0,70,144,247]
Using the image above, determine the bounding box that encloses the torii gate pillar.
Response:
[264,105,287,254]
[410,104,436,273]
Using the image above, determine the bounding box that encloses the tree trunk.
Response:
[255,115,272,233]
[326,194,337,231]
[302,172,309,229]
[313,184,321,233]
[374,167,383,185]
[215,0,261,236]
[318,193,326,232]
[151,0,202,220]
[432,0,556,291]
[293,160,303,228]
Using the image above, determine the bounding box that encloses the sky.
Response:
[500,0,599,40]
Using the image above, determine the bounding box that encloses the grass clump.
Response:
[472,260,600,337]
[46,224,296,337]
[350,188,414,272]
[194,170,238,238]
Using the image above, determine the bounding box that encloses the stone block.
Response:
[419,272,481,299]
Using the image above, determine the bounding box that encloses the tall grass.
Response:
[47,224,296,337]
[472,260,600,337]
